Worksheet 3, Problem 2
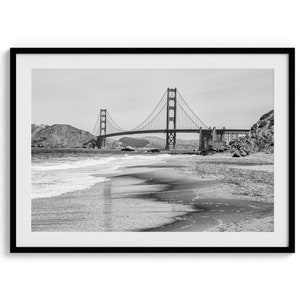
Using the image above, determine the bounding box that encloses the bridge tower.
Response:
[99,109,107,148]
[165,88,177,150]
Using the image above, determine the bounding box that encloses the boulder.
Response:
[232,150,241,157]
[240,149,248,157]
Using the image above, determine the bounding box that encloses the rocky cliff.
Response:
[31,124,94,148]
[230,110,274,154]
[249,110,274,152]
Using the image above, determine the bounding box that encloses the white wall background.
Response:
[0,1,298,299]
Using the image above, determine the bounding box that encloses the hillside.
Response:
[144,136,198,149]
[31,124,48,139]
[32,124,94,148]
[104,138,123,149]
[231,110,274,153]
[119,137,149,148]
[250,110,274,152]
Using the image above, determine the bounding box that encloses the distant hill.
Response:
[105,138,122,149]
[144,136,198,149]
[31,124,94,148]
[31,124,48,138]
[119,137,149,148]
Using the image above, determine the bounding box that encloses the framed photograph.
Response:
[11,48,295,253]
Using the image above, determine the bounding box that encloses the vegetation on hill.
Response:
[32,124,94,148]
[31,124,48,138]
[144,136,198,149]
[119,137,149,148]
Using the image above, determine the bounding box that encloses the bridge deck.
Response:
[99,128,250,139]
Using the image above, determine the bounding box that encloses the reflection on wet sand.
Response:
[103,180,113,232]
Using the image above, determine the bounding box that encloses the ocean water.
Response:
[31,153,194,231]
[31,153,171,199]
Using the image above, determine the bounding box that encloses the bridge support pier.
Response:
[97,136,106,149]
[212,127,217,149]
[166,131,176,150]
[220,127,225,143]
[198,127,203,151]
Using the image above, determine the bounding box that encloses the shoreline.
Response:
[32,152,274,232]
[31,155,194,232]
[115,156,274,232]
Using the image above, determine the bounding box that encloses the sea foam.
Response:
[32,154,171,199]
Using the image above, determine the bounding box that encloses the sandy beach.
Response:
[116,152,274,232]
[32,152,274,232]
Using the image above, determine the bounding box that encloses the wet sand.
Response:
[116,154,274,232]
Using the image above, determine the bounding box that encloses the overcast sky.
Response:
[32,69,273,134]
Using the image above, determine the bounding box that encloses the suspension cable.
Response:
[177,102,200,128]
[131,89,167,131]
[107,111,126,132]
[177,89,208,128]
[91,113,100,135]
[137,102,167,131]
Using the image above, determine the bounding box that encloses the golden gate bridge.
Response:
[91,88,249,150]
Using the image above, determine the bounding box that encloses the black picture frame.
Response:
[10,47,295,253]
